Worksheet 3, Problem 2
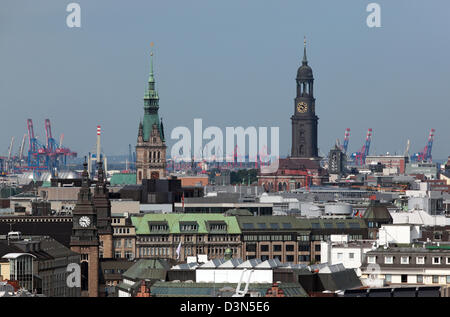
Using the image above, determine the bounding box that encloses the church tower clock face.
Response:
[79,216,91,228]
[297,102,308,113]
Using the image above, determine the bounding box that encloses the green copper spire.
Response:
[145,51,158,100]
[148,52,155,84]
[141,45,164,143]
[302,36,308,65]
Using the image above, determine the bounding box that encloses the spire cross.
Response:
[149,42,155,83]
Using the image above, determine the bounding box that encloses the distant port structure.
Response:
[0,119,77,176]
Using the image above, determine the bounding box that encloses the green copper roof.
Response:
[122,259,171,280]
[131,213,241,235]
[110,173,137,186]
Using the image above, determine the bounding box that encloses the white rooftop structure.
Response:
[391,210,450,226]
[236,259,262,268]
[218,259,244,268]
[1,253,36,259]
[171,262,199,270]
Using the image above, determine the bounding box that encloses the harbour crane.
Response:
[342,128,350,154]
[411,129,435,163]
[351,128,372,166]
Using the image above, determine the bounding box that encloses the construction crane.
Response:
[403,139,410,158]
[351,128,373,166]
[19,134,26,162]
[6,137,14,172]
[411,129,435,163]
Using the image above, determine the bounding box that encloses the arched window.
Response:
[278,183,283,192]
[299,145,304,155]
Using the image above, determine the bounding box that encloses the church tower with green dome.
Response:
[136,46,167,184]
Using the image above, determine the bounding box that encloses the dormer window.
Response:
[148,221,169,232]
[180,222,198,232]
[208,222,227,232]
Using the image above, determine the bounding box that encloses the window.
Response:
[433,257,441,265]
[315,255,321,262]
[298,244,310,252]
[432,275,439,284]
[209,223,227,231]
[401,256,409,264]
[260,245,269,252]
[368,256,376,264]
[385,274,392,283]
[299,255,310,262]
[285,245,294,252]
[298,235,309,242]
[349,253,355,260]
[384,256,393,264]
[270,223,279,230]
[416,256,425,265]
[180,223,198,232]
[149,224,168,231]
[401,275,407,283]
[447,276,450,284]
[286,255,294,262]
[246,244,256,252]
[417,275,424,283]
[337,253,343,261]
[257,223,267,229]
[446,257,450,265]
[273,245,281,252]
[315,244,321,252]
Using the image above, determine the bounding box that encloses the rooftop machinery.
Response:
[351,128,373,166]
[411,129,435,163]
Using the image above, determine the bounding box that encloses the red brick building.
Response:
[258,158,327,192]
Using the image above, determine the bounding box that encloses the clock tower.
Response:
[70,159,99,297]
[291,38,319,158]
[93,161,113,259]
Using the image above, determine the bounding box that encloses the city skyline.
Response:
[1,0,450,160]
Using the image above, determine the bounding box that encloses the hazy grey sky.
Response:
[1,0,449,160]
